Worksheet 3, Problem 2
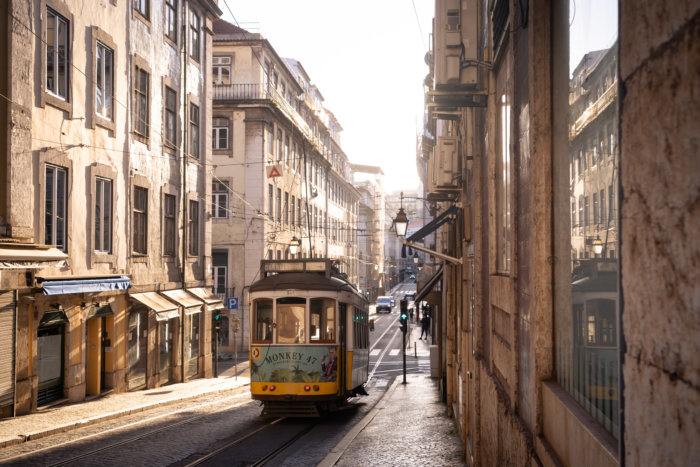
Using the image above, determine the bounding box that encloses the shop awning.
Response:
[414,266,443,304]
[39,309,69,327]
[0,244,68,269]
[161,289,203,315]
[86,303,114,319]
[187,287,224,310]
[406,205,458,243]
[37,275,131,295]
[130,292,179,321]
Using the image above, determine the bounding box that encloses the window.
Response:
[268,184,273,216]
[164,86,177,147]
[95,177,113,253]
[189,9,200,61]
[276,130,282,161]
[555,7,620,439]
[95,42,113,120]
[46,8,69,100]
[45,164,67,252]
[284,192,289,224]
[213,266,227,294]
[213,56,231,84]
[163,194,176,256]
[291,195,296,226]
[133,64,149,138]
[276,188,282,222]
[189,103,199,158]
[284,136,289,165]
[267,127,274,156]
[188,200,199,256]
[212,181,228,218]
[212,118,229,149]
[253,299,273,342]
[277,297,306,344]
[297,198,302,226]
[164,0,177,42]
[133,186,148,254]
[310,298,335,342]
[134,0,149,18]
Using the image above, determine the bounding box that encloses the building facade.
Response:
[211,20,360,353]
[0,0,221,416]
[415,0,699,465]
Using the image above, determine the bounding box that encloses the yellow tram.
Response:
[248,259,370,416]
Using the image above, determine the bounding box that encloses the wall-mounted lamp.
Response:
[393,207,408,237]
[413,252,419,264]
[289,237,301,255]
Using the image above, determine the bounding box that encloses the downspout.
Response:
[180,2,188,381]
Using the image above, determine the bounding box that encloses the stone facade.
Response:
[0,0,221,416]
[211,20,360,353]
[421,0,699,465]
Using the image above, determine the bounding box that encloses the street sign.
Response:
[267,165,282,178]
[227,297,239,309]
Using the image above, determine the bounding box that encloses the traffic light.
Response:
[399,299,408,333]
[213,310,221,331]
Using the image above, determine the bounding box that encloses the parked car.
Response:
[376,296,393,313]
[390,296,396,307]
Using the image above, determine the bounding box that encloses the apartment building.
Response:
[411,0,698,465]
[210,20,360,353]
[0,0,221,416]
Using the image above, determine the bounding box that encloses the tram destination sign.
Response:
[250,345,337,383]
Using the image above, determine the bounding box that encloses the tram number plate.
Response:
[251,347,261,359]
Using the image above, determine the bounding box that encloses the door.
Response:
[127,307,148,390]
[159,320,173,385]
[37,323,64,405]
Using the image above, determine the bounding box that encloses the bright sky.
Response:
[219,0,433,194]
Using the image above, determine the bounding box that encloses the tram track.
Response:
[1,392,254,466]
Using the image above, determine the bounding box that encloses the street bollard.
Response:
[414,342,417,358]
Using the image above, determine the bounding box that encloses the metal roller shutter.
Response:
[0,291,16,408]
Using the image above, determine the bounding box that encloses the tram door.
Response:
[339,303,346,393]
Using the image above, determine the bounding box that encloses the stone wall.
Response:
[620,4,700,465]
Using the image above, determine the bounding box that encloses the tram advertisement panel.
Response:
[250,346,338,383]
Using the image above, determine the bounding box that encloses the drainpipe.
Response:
[180,3,188,382]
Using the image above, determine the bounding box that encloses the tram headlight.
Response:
[313,385,320,392]
[304,385,311,392]
[269,385,276,392]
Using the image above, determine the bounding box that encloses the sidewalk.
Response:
[0,358,250,449]
[321,372,465,466]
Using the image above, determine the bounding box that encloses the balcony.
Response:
[213,83,325,156]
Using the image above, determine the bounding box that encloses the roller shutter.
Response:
[0,291,16,408]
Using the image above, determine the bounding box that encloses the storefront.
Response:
[36,308,68,405]
[129,292,179,388]
[161,290,204,380]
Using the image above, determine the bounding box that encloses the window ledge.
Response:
[44,92,72,116]
[131,254,148,263]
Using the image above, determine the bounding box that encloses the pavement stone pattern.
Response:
[334,374,465,466]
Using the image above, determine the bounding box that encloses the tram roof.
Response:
[249,272,359,294]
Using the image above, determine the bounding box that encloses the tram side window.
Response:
[253,299,273,342]
[310,298,335,342]
[277,297,306,344]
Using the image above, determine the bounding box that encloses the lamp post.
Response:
[592,236,603,256]
[413,252,419,264]
[393,208,408,237]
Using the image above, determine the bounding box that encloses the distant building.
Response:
[211,20,360,352]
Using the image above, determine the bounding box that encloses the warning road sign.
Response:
[267,165,282,178]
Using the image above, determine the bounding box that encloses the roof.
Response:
[250,272,360,295]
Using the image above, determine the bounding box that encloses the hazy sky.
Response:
[219,0,433,194]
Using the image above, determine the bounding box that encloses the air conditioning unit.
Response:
[434,0,478,88]
[434,136,459,189]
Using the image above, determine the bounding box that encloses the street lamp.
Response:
[393,207,409,237]
[413,252,419,264]
[289,237,300,255]
[592,236,603,256]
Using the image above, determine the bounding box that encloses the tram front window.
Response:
[253,299,273,342]
[277,297,306,344]
[310,298,335,342]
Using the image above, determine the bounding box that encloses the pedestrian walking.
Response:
[420,314,430,340]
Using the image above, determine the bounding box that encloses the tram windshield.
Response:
[253,299,273,342]
[277,297,306,344]
[310,298,335,342]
